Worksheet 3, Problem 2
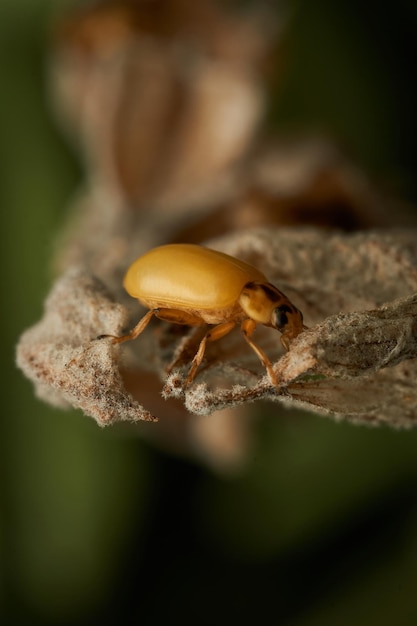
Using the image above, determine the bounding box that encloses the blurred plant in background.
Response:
[3,0,417,624]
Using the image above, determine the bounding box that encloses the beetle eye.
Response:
[273,305,290,329]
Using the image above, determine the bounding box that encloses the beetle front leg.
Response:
[240,318,279,388]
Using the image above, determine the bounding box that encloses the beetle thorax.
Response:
[238,282,279,325]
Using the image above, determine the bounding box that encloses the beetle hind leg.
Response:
[98,308,157,344]
[99,307,203,345]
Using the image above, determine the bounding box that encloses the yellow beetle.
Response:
[104,244,305,387]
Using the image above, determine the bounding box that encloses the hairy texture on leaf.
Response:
[17,269,156,423]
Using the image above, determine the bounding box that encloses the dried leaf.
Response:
[17,229,417,429]
[17,269,157,423]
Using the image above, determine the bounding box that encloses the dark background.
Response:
[2,1,417,624]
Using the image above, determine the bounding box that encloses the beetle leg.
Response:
[165,326,206,375]
[240,318,279,388]
[99,308,157,344]
[185,320,236,386]
[155,308,208,377]
[100,308,203,345]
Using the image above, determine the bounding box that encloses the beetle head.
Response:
[271,302,305,350]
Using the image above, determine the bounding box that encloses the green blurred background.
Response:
[2,1,417,624]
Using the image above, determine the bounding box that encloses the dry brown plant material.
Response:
[51,0,271,209]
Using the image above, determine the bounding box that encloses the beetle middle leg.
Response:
[185,320,236,386]
[241,318,279,388]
